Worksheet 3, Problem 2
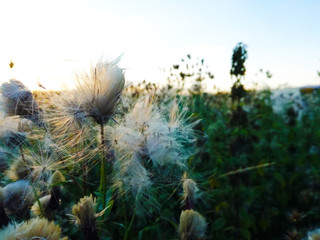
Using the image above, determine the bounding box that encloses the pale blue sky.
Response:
[0,0,319,90]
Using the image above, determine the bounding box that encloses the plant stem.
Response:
[99,123,107,210]
[79,142,87,196]
[19,145,26,163]
[32,184,45,217]
[124,208,136,240]
[122,197,128,227]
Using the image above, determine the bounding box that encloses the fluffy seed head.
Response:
[75,60,125,125]
[110,97,198,217]
[10,139,69,184]
[43,91,92,148]
[0,147,12,171]
[2,180,34,218]
[114,152,151,195]
[1,130,27,149]
[7,158,31,181]
[179,209,207,240]
[0,79,42,124]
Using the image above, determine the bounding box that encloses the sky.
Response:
[0,0,319,91]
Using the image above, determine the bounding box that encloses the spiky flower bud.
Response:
[48,171,65,211]
[179,209,206,240]
[0,217,68,240]
[7,158,31,181]
[31,194,52,219]
[288,209,305,224]
[72,195,105,240]
[182,173,199,210]
[72,195,96,227]
[51,170,65,185]
[0,223,16,239]
[2,180,34,219]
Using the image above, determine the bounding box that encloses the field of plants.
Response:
[0,44,320,240]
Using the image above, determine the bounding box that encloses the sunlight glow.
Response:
[0,0,319,91]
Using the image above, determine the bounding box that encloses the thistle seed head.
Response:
[43,91,92,148]
[11,140,68,183]
[7,158,31,181]
[0,79,43,124]
[75,60,125,125]
[2,180,34,219]
[1,130,27,149]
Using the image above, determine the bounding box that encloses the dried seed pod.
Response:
[179,209,206,240]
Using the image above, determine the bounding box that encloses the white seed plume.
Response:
[114,152,151,195]
[109,97,197,217]
[23,138,68,183]
[43,91,92,148]
[74,60,125,125]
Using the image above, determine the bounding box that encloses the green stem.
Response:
[79,142,87,196]
[124,208,136,240]
[32,184,45,217]
[122,196,128,227]
[99,124,107,210]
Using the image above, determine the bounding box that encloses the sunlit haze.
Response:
[1,0,319,91]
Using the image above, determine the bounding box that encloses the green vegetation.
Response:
[0,44,320,240]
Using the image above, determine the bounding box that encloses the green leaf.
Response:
[212,217,226,231]
[105,200,113,216]
[113,222,125,229]
[240,228,251,240]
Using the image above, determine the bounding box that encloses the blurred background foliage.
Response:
[123,42,320,239]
